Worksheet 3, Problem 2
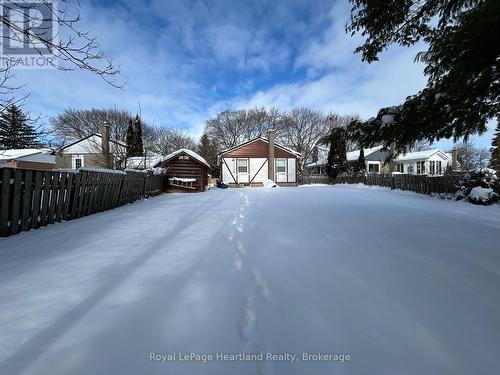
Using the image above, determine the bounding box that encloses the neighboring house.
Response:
[307,145,390,174]
[126,152,163,169]
[157,149,209,192]
[394,149,453,175]
[56,130,126,170]
[0,149,55,170]
[218,131,301,187]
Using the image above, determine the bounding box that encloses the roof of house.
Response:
[0,148,54,161]
[394,149,450,162]
[59,133,127,151]
[126,153,164,169]
[346,145,385,161]
[218,136,301,157]
[161,148,210,167]
[307,145,386,167]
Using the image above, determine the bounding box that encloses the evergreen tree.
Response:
[491,121,500,173]
[0,104,40,149]
[133,115,144,156]
[357,147,365,173]
[126,119,135,157]
[348,0,499,150]
[323,127,349,183]
[197,133,220,177]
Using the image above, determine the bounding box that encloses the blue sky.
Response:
[12,0,495,148]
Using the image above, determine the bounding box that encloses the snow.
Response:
[0,148,53,160]
[381,114,394,126]
[169,177,196,183]
[79,167,127,175]
[126,153,163,169]
[1,186,500,375]
[262,179,278,188]
[395,149,449,162]
[161,148,210,167]
[346,145,384,161]
[469,187,496,203]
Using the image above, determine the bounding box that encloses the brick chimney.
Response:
[268,130,275,180]
[101,122,111,169]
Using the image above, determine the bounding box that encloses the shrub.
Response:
[456,169,499,205]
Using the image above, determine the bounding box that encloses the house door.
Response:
[275,158,287,183]
[237,158,249,183]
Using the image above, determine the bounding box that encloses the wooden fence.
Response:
[0,168,163,237]
[301,173,465,195]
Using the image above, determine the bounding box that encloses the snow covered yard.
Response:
[1,185,499,375]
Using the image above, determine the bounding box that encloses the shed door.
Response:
[237,158,249,183]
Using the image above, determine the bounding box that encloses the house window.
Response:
[237,158,248,173]
[417,161,426,174]
[397,163,404,173]
[72,155,84,169]
[179,155,189,160]
[437,161,442,174]
[276,158,286,173]
[368,163,379,173]
[430,161,435,175]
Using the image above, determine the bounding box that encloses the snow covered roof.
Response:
[161,148,210,167]
[394,149,449,162]
[126,153,164,169]
[0,148,53,160]
[346,146,385,161]
[218,137,301,157]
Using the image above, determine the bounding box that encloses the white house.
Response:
[218,131,300,187]
[394,149,453,175]
[0,149,55,170]
[56,131,126,170]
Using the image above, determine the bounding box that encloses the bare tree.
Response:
[280,108,329,176]
[204,107,284,149]
[455,142,491,171]
[0,0,121,110]
[50,108,155,168]
[147,126,196,156]
[50,108,140,143]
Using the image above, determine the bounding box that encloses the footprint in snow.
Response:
[236,240,246,255]
[233,252,243,271]
[252,269,270,301]
[238,291,256,342]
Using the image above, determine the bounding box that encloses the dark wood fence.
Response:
[0,168,163,237]
[302,173,465,195]
[334,174,463,194]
